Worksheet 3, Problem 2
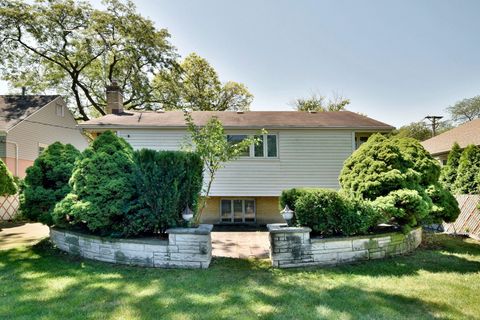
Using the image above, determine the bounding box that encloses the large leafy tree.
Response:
[154,53,253,111]
[446,96,480,124]
[0,0,176,120]
[293,93,350,112]
[392,121,454,141]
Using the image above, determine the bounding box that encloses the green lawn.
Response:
[1,233,479,320]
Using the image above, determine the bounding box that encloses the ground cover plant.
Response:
[0,233,479,319]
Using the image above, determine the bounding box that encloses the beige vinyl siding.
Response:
[6,98,88,160]
[118,128,354,197]
[0,135,5,158]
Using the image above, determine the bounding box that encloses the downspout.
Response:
[5,140,19,176]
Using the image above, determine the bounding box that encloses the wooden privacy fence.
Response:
[0,194,20,221]
[443,195,480,239]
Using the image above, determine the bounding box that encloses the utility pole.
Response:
[424,115,443,137]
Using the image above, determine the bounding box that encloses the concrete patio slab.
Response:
[211,231,269,259]
[0,222,49,250]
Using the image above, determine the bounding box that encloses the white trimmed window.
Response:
[226,134,278,158]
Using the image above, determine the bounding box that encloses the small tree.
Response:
[452,144,480,194]
[0,158,17,196]
[446,96,480,124]
[184,112,263,223]
[439,142,462,191]
[20,142,80,225]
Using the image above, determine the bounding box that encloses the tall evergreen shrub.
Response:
[20,142,79,225]
[134,149,203,233]
[53,131,144,236]
[452,144,480,194]
[439,142,462,191]
[0,158,17,196]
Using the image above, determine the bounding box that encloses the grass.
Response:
[1,233,480,320]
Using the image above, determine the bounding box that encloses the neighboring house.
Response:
[0,95,89,178]
[421,118,480,164]
[79,85,394,224]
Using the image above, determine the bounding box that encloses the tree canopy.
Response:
[0,0,177,120]
[154,53,253,111]
[446,96,480,124]
[452,144,480,194]
[439,142,462,192]
[293,93,350,112]
[392,121,454,141]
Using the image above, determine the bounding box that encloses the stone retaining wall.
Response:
[267,224,422,268]
[50,224,213,269]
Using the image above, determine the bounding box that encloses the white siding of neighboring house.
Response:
[118,128,354,197]
[5,97,89,160]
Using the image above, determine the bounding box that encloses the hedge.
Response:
[20,142,80,225]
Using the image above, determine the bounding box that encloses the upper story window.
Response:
[226,134,278,158]
[56,104,64,117]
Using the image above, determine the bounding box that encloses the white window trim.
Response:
[226,133,279,159]
[219,198,256,223]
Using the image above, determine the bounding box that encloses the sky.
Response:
[2,0,480,127]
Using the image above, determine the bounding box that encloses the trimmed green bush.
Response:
[134,149,203,233]
[452,144,480,194]
[290,188,381,236]
[439,142,462,191]
[279,188,316,211]
[340,134,459,230]
[340,134,420,200]
[425,183,460,223]
[53,131,143,236]
[0,158,17,196]
[20,142,80,225]
[372,189,432,231]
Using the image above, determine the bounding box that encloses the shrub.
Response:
[372,189,432,231]
[0,158,17,196]
[134,149,203,233]
[425,183,460,223]
[53,131,143,236]
[340,134,459,229]
[339,134,420,200]
[279,187,316,211]
[293,188,380,236]
[439,142,462,191]
[20,142,80,225]
[452,144,480,194]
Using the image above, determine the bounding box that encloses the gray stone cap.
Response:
[267,223,312,234]
[166,224,213,235]
[50,227,169,245]
[309,226,422,242]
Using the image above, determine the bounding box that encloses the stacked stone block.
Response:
[50,224,213,269]
[268,223,422,268]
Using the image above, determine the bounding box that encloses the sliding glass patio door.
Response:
[220,199,256,223]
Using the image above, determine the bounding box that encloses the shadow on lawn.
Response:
[0,234,478,319]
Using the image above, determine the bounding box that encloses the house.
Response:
[0,95,89,178]
[79,85,394,224]
[421,118,480,164]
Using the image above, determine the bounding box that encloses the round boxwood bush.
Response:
[20,142,80,225]
[52,131,147,236]
[0,158,17,196]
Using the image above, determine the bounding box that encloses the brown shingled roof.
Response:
[421,118,480,155]
[0,95,59,132]
[79,110,394,130]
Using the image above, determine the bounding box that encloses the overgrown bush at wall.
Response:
[20,142,80,225]
[439,142,462,192]
[134,149,203,233]
[0,158,17,196]
[51,131,203,237]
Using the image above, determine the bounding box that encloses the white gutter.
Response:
[5,140,19,176]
